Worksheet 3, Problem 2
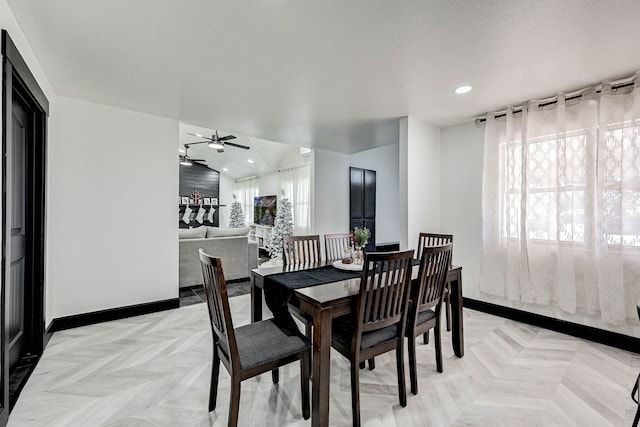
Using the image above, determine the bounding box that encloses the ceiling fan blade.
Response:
[219,135,237,141]
[224,141,250,150]
[186,132,213,141]
[189,158,206,162]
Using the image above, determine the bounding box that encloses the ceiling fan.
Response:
[186,130,250,153]
[179,145,206,166]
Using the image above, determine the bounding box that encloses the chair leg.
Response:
[368,358,375,370]
[632,374,640,427]
[300,350,311,420]
[350,360,361,427]
[271,368,279,384]
[423,331,429,344]
[396,342,407,407]
[209,346,221,411]
[359,361,365,369]
[434,321,443,373]
[445,283,452,332]
[228,375,241,427]
[408,334,418,395]
[305,322,313,374]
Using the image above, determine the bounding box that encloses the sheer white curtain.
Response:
[480,75,640,325]
[280,163,311,235]
[234,177,260,225]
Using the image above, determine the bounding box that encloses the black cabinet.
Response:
[349,167,376,252]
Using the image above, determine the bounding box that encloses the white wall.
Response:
[399,117,441,252]
[440,121,485,297]
[257,172,281,198]
[0,2,54,99]
[47,96,179,322]
[312,148,351,239]
[350,144,399,245]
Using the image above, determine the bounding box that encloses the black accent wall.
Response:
[179,162,220,228]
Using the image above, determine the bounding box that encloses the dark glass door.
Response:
[8,99,28,374]
[1,30,49,423]
[349,167,376,252]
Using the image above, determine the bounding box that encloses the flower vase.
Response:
[353,248,364,265]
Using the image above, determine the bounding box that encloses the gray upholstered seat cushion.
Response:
[332,316,399,351]
[234,319,310,370]
[405,308,436,336]
[415,308,436,325]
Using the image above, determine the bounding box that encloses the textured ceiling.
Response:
[7,0,640,153]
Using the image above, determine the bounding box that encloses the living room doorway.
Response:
[1,30,48,423]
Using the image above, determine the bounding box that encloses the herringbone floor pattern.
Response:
[8,294,640,426]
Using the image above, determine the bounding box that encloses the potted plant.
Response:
[352,227,371,264]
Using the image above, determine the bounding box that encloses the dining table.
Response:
[250,260,464,427]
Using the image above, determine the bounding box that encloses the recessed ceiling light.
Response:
[455,85,472,94]
[222,167,229,172]
[247,159,254,164]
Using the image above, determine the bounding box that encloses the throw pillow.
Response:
[206,226,250,238]
[178,226,207,239]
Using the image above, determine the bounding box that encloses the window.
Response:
[481,78,640,325]
[502,132,589,243]
[235,177,260,225]
[280,163,311,234]
[602,124,640,247]
[501,126,640,248]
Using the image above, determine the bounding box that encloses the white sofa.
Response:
[179,226,258,288]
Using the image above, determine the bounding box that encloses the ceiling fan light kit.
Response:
[179,144,206,166]
[185,130,250,151]
[180,129,250,166]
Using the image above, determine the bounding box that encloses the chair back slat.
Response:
[283,235,322,266]
[358,251,413,334]
[324,233,354,262]
[199,249,237,362]
[417,233,453,267]
[413,244,452,315]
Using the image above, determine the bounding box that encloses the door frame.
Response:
[1,29,48,422]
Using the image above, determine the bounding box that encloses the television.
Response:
[254,195,277,226]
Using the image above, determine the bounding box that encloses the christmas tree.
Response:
[267,191,294,259]
[228,194,246,228]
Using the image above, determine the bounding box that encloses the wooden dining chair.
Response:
[282,235,322,266]
[280,235,322,379]
[330,250,414,427]
[406,243,452,395]
[199,249,311,427]
[281,235,322,335]
[417,232,453,337]
[324,232,354,262]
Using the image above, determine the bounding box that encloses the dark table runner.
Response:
[264,265,361,335]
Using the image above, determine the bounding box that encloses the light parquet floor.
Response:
[8,294,640,426]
